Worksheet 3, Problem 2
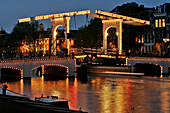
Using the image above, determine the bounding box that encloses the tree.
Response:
[111,2,152,20]
[154,43,161,56]
[111,2,152,52]
[9,21,39,52]
[75,2,151,52]
[75,18,102,48]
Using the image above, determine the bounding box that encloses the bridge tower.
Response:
[52,17,70,55]
[18,10,91,56]
[102,19,123,55]
[95,10,150,56]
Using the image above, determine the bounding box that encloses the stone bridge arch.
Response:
[31,64,68,77]
[0,66,23,80]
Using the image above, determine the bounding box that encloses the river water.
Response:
[0,73,170,113]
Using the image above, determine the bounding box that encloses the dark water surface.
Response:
[0,73,170,113]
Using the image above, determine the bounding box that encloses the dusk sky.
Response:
[0,0,169,33]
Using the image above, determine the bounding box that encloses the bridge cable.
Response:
[86,14,88,26]
[73,15,76,30]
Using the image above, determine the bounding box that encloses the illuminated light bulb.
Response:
[116,32,119,36]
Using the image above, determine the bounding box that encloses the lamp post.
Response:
[162,38,170,57]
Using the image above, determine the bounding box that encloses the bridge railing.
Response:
[69,48,119,56]
[0,56,71,63]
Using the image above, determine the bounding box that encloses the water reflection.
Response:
[0,75,170,113]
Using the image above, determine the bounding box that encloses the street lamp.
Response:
[163,38,169,43]
[162,38,170,57]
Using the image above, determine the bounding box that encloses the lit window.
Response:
[155,19,158,27]
[142,36,144,43]
[138,39,141,43]
[136,37,138,44]
[162,19,165,27]
[159,19,162,27]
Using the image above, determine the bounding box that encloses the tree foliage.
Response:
[75,18,102,48]
[154,42,161,56]
[111,2,152,20]
[8,21,39,51]
[75,2,150,51]
[111,2,150,51]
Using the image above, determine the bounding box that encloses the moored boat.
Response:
[35,95,69,109]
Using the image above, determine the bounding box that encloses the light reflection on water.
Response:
[0,74,170,113]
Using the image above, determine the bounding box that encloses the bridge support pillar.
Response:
[22,62,32,78]
[163,61,169,74]
[131,65,134,73]
[67,59,76,76]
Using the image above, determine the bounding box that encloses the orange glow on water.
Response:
[1,74,170,113]
[160,66,163,77]
[20,79,23,95]
[74,78,77,87]
[65,77,70,106]
[160,75,163,78]
[41,75,44,81]
[69,78,78,110]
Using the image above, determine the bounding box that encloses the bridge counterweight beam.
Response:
[18,10,91,23]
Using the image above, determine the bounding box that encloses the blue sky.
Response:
[0,0,169,33]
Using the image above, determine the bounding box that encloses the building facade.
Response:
[144,3,170,57]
